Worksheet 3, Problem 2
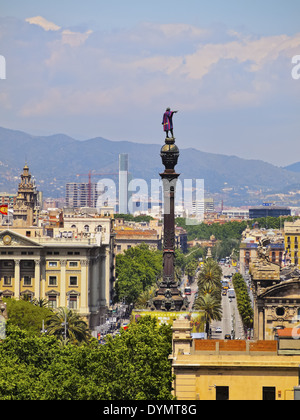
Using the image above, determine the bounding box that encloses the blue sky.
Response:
[1,0,300,166]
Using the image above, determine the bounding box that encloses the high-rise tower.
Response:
[119,154,128,214]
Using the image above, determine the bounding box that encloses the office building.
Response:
[119,154,128,214]
[249,205,291,219]
[66,182,98,208]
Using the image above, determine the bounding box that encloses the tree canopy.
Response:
[0,316,173,400]
[115,244,162,305]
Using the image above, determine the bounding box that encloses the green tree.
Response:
[135,286,156,309]
[193,294,222,336]
[4,298,53,336]
[232,273,253,330]
[46,307,91,344]
[90,316,174,400]
[0,317,174,400]
[197,258,222,292]
[185,260,198,283]
[115,244,162,305]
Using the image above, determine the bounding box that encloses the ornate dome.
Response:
[160,138,179,170]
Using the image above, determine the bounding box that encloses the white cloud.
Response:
[25,16,61,31]
[180,33,300,80]
[61,29,93,47]
[2,16,300,154]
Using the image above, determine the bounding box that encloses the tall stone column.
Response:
[150,137,186,311]
[34,260,41,300]
[80,259,89,314]
[60,259,67,307]
[14,259,20,299]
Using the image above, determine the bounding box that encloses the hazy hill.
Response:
[1,126,300,206]
[284,162,300,173]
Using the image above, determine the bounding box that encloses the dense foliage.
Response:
[116,214,154,223]
[0,316,173,400]
[115,244,162,305]
[194,259,223,335]
[232,273,253,330]
[176,217,248,241]
[5,298,53,336]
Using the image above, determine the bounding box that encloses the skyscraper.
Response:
[119,154,128,214]
[65,182,98,208]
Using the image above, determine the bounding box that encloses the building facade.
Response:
[0,228,113,328]
[239,227,284,274]
[284,219,300,268]
[249,205,291,219]
[65,182,98,208]
[250,252,300,341]
[170,318,300,400]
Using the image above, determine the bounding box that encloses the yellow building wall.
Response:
[174,364,299,400]
[285,234,299,267]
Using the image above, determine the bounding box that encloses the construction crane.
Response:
[76,170,118,207]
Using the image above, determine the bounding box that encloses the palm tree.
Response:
[32,298,49,308]
[46,307,91,344]
[194,294,222,337]
[197,258,222,291]
[135,286,156,309]
[198,282,221,302]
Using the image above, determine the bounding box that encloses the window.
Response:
[22,261,33,268]
[3,261,13,267]
[69,295,77,309]
[3,276,11,286]
[84,225,89,233]
[49,261,58,267]
[216,386,229,401]
[69,276,78,286]
[48,295,57,309]
[276,307,285,317]
[24,276,31,286]
[69,261,78,267]
[262,387,276,400]
[49,276,57,286]
[96,225,102,232]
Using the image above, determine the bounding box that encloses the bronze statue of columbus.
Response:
[162,107,178,138]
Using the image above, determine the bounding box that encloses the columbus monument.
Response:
[150,109,187,311]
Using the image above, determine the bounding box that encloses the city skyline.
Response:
[0,1,300,166]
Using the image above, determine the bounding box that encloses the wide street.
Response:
[211,264,245,339]
[185,262,245,340]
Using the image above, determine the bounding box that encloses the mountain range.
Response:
[1,126,300,207]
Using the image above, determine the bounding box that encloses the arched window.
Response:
[96,225,102,232]
[84,225,89,233]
